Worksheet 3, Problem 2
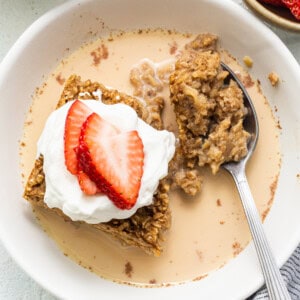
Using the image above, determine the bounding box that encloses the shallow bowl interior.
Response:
[0,0,299,299]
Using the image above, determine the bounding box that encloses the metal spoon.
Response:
[221,62,290,300]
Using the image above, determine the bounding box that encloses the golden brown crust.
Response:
[268,72,279,87]
[24,75,170,256]
[57,75,149,121]
[170,34,250,177]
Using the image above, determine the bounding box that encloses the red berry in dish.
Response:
[77,113,144,209]
[282,0,296,7]
[282,0,300,19]
[291,4,300,19]
[64,100,92,174]
[259,0,285,6]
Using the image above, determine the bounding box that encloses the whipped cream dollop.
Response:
[38,99,175,223]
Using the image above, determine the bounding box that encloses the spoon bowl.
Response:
[221,62,259,168]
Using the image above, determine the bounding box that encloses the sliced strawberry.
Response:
[290,4,300,19]
[77,169,99,195]
[257,0,300,19]
[259,0,285,6]
[64,100,99,195]
[64,100,120,196]
[77,113,144,209]
[282,0,300,19]
[282,0,296,8]
[64,100,92,174]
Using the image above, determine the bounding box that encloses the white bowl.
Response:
[0,0,299,299]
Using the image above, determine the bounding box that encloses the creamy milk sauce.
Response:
[20,30,281,286]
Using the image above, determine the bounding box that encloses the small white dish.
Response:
[0,0,299,299]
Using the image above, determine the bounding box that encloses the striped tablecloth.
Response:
[251,245,300,299]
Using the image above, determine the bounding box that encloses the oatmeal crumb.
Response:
[196,249,203,261]
[219,221,225,225]
[241,74,254,88]
[192,274,208,281]
[169,41,178,55]
[56,73,65,85]
[174,168,202,195]
[243,55,253,68]
[262,174,279,221]
[124,261,133,278]
[90,43,109,66]
[216,199,222,207]
[262,207,270,221]
[270,174,279,201]
[149,279,157,284]
[232,242,242,256]
[276,120,282,129]
[268,72,279,86]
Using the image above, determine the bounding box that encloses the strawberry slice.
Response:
[259,0,285,6]
[64,100,98,195]
[64,100,120,195]
[77,169,99,195]
[77,113,144,209]
[282,0,296,8]
[282,0,300,19]
[290,4,300,19]
[64,100,92,174]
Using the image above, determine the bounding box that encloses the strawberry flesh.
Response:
[64,101,144,207]
[77,169,99,195]
[291,4,300,19]
[283,0,300,19]
[64,100,97,195]
[282,0,296,8]
[259,0,285,6]
[267,0,300,19]
[64,100,106,195]
[64,100,92,174]
[77,113,144,209]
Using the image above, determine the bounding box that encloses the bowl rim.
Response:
[0,0,300,299]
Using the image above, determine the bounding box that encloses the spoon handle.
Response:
[229,169,291,300]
